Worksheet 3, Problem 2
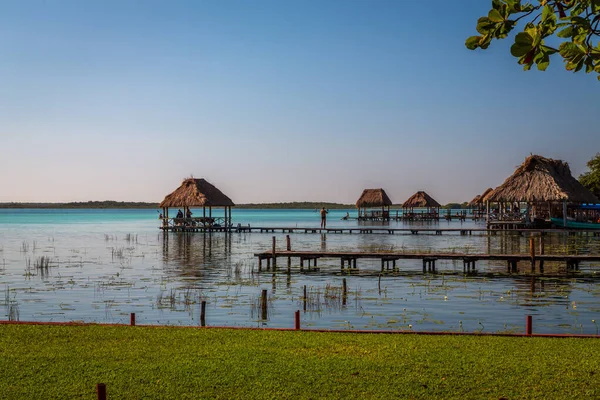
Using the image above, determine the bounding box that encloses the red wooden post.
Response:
[526,315,532,336]
[294,310,300,330]
[130,312,135,326]
[96,383,107,400]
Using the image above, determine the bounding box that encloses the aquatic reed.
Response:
[34,256,51,278]
[124,233,138,244]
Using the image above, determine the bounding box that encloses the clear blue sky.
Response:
[1,0,597,204]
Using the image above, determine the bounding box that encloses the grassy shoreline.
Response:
[1,325,598,399]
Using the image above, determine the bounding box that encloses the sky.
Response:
[1,0,598,204]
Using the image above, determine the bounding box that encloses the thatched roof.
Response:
[402,191,441,208]
[355,189,393,208]
[159,178,235,208]
[469,188,493,206]
[485,155,599,203]
[468,195,481,207]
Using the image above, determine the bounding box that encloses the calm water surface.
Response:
[1,208,600,334]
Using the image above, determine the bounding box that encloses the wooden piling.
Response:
[538,235,545,273]
[529,237,536,272]
[378,274,381,292]
[261,289,268,319]
[96,383,107,400]
[201,300,206,327]
[526,315,532,336]
[272,236,277,268]
[303,285,307,311]
[130,312,135,326]
[286,235,291,251]
[294,310,300,330]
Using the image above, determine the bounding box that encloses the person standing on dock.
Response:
[320,207,328,229]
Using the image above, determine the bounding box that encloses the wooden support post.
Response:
[201,300,206,327]
[272,236,277,268]
[526,315,532,336]
[378,274,381,292]
[538,236,545,273]
[130,312,135,326]
[300,257,304,271]
[294,310,300,330]
[342,278,347,306]
[287,256,291,273]
[423,259,427,273]
[261,289,268,320]
[381,259,385,272]
[286,235,291,251]
[303,285,307,311]
[529,237,536,272]
[258,257,262,271]
[96,383,107,400]
[353,258,357,269]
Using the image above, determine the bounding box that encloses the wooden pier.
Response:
[254,250,600,274]
[161,224,600,237]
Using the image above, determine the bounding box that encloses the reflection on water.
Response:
[0,210,599,334]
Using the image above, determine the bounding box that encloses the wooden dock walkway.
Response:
[254,250,600,274]
[161,225,600,236]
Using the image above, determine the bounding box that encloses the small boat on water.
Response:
[551,217,600,230]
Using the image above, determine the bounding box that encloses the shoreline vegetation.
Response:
[0,201,470,209]
[0,324,598,399]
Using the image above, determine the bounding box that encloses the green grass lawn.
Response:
[1,325,598,399]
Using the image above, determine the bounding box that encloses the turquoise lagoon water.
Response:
[1,208,600,334]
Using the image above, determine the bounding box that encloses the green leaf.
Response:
[465,36,481,50]
[510,32,534,57]
[536,53,550,71]
[476,17,494,34]
[556,26,574,38]
[541,5,556,24]
[559,42,585,59]
[585,58,594,73]
[592,0,600,14]
[488,9,504,23]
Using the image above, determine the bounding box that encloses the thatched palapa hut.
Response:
[159,178,235,230]
[484,155,599,225]
[355,188,393,220]
[469,188,493,219]
[469,188,493,207]
[401,191,441,220]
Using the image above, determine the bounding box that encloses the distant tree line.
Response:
[0,200,477,210]
[236,202,353,209]
[0,201,160,209]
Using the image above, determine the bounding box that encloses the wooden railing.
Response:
[160,217,226,229]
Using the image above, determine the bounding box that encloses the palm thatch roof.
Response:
[402,191,441,208]
[485,155,599,203]
[468,195,481,207]
[469,188,493,206]
[159,178,235,208]
[355,188,393,208]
